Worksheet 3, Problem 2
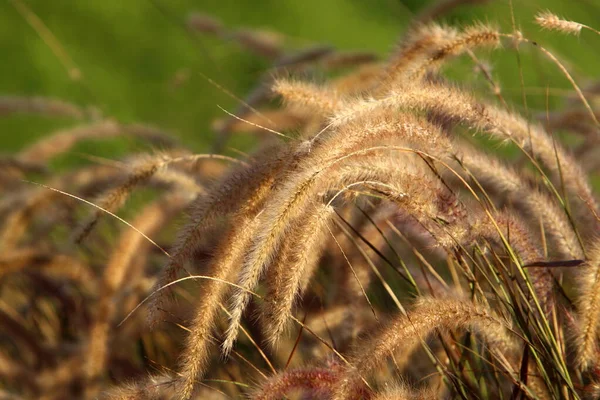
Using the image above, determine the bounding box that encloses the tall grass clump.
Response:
[2,3,600,400]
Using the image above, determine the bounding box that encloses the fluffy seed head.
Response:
[535,10,583,35]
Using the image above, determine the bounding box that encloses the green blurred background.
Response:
[1,0,600,156]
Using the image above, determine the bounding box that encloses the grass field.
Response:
[3,2,600,398]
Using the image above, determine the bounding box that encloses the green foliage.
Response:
[2,0,600,155]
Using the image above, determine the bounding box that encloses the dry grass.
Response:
[2,5,600,400]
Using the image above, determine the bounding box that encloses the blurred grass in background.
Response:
[1,0,600,156]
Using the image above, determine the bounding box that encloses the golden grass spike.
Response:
[250,365,344,400]
[370,383,437,400]
[331,297,516,400]
[146,144,290,329]
[456,143,583,259]
[415,23,500,75]
[386,24,459,81]
[173,146,298,398]
[333,81,598,229]
[74,156,162,243]
[75,151,239,242]
[223,153,458,355]
[575,240,600,370]
[273,78,341,117]
[175,212,263,399]
[385,23,499,85]
[220,153,421,355]
[98,374,205,400]
[261,203,334,346]
[535,11,583,36]
[231,140,553,354]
